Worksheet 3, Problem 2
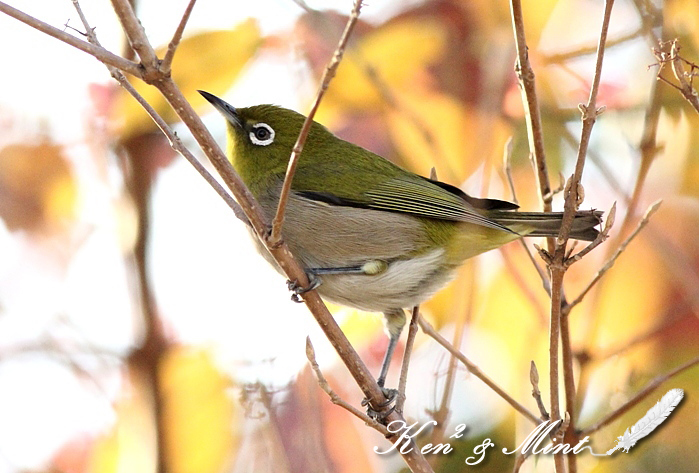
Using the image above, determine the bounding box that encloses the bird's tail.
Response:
[489,210,603,241]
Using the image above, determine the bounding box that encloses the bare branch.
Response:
[110,0,159,71]
[564,202,616,267]
[564,200,660,315]
[530,361,549,420]
[418,318,540,425]
[269,0,363,246]
[305,337,389,435]
[0,1,141,76]
[542,26,645,64]
[653,40,699,114]
[509,0,553,213]
[161,0,198,73]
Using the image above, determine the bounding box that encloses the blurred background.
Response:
[0,0,698,472]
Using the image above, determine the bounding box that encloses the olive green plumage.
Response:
[200,91,602,388]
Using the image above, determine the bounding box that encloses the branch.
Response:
[563,200,660,315]
[269,0,363,246]
[305,337,389,435]
[564,202,616,267]
[0,1,141,76]
[530,361,549,420]
[161,0,198,73]
[418,318,540,425]
[652,39,699,114]
[110,0,159,72]
[509,0,553,213]
[543,26,645,64]
[581,356,699,435]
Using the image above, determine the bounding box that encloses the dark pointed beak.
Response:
[198,90,242,128]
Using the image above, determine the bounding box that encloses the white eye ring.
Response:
[249,123,275,146]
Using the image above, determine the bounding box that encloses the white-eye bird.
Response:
[200,91,602,392]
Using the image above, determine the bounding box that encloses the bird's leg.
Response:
[287,273,322,303]
[377,308,406,388]
[289,260,388,302]
[287,260,388,302]
[307,260,388,276]
[363,308,406,421]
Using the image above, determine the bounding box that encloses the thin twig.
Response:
[542,26,645,64]
[581,356,699,435]
[509,0,553,213]
[109,0,159,72]
[161,0,198,73]
[563,200,660,315]
[0,1,141,76]
[660,40,699,114]
[502,137,518,204]
[555,0,615,249]
[530,361,549,420]
[269,0,363,246]
[511,452,529,473]
[396,306,420,414]
[305,337,389,435]
[564,202,616,268]
[418,318,540,425]
[70,1,246,224]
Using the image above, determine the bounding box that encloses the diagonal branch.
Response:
[418,318,540,425]
[161,0,198,73]
[0,1,141,76]
[306,337,389,435]
[110,0,159,71]
[269,0,363,246]
[563,200,661,315]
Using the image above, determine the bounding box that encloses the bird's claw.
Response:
[362,388,399,422]
[287,273,321,303]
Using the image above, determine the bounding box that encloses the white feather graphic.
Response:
[607,388,684,454]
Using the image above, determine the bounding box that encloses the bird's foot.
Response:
[287,273,321,303]
[362,387,399,423]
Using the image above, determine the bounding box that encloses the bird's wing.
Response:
[297,175,516,233]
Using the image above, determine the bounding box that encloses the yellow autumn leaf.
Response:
[325,18,447,110]
[160,347,239,473]
[117,19,261,138]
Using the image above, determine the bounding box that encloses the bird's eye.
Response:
[249,123,275,146]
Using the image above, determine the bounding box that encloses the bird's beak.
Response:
[198,90,242,128]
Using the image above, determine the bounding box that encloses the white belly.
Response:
[314,248,454,312]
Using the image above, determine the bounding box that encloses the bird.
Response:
[199,90,602,400]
